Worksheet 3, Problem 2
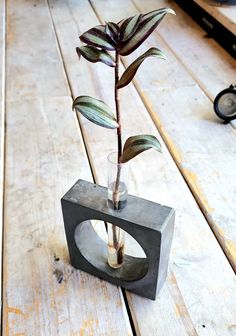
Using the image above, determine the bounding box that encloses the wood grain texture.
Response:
[130,0,236,271]
[2,1,132,334]
[6,0,69,100]
[0,0,4,100]
[3,97,131,335]
[136,0,236,111]
[194,0,236,35]
[89,0,236,271]
[50,0,236,335]
[149,0,236,130]
[0,0,5,314]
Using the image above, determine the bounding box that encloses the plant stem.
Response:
[111,51,122,255]
[113,51,122,210]
[115,52,122,161]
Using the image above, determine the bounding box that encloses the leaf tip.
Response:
[167,8,176,15]
[162,54,167,60]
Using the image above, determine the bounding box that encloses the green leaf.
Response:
[80,25,116,51]
[121,135,162,163]
[117,47,166,89]
[119,8,175,56]
[76,46,115,67]
[72,96,118,129]
[119,14,142,41]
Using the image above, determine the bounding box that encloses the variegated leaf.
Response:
[105,22,119,43]
[117,47,166,89]
[121,135,162,163]
[119,8,175,55]
[76,46,115,67]
[72,96,118,129]
[119,14,142,41]
[142,8,171,20]
[117,18,126,28]
[80,25,116,51]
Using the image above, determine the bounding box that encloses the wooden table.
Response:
[1,0,236,335]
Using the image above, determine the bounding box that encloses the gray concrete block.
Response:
[61,179,175,300]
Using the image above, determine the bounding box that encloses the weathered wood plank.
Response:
[126,0,236,271]
[6,0,70,100]
[89,0,236,271]
[137,0,236,130]
[137,0,236,105]
[0,0,5,314]
[3,97,132,336]
[0,0,4,99]
[50,0,236,335]
[2,0,132,334]
[194,0,236,35]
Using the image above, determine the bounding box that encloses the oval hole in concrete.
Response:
[74,220,148,282]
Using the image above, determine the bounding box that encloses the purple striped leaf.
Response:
[117,47,166,89]
[117,18,126,28]
[119,14,142,41]
[80,25,116,51]
[121,135,162,163]
[105,22,119,43]
[73,96,118,129]
[76,46,115,67]
[119,8,175,56]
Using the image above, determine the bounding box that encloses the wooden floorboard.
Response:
[132,0,236,129]
[131,0,236,271]
[0,0,5,315]
[89,0,236,271]
[50,0,236,334]
[2,1,132,334]
[134,0,236,123]
[160,0,236,130]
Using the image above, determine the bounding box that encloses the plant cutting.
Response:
[72,8,175,269]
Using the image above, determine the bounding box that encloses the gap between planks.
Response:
[46,0,98,186]
[45,0,136,334]
[131,0,236,272]
[133,0,236,130]
[91,0,236,272]
[0,0,6,324]
[49,1,236,335]
[118,24,236,273]
[136,0,236,129]
[2,0,133,334]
